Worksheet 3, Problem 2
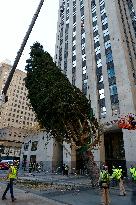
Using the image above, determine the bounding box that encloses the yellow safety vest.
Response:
[130,167,135,174]
[132,169,136,180]
[8,166,17,179]
[100,170,110,182]
[112,168,122,180]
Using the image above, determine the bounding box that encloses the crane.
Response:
[0,0,45,105]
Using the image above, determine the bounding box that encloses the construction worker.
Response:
[99,165,110,205]
[112,166,126,196]
[132,167,136,181]
[111,165,117,186]
[2,160,18,202]
[130,165,135,181]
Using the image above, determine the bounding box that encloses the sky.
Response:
[0,0,59,71]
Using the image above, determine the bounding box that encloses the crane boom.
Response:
[2,0,45,96]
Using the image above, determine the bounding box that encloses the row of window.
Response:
[118,0,136,84]
[72,0,77,85]
[7,118,33,126]
[91,1,106,118]
[64,0,70,73]
[126,0,136,37]
[58,1,65,68]
[99,0,119,114]
[80,0,88,96]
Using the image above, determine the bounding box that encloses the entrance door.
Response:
[104,131,127,175]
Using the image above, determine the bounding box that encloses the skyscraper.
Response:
[55,0,136,169]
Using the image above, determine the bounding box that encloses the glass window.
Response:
[110,94,119,104]
[105,40,111,49]
[31,141,38,151]
[99,98,105,107]
[100,107,106,118]
[107,67,115,78]
[80,7,84,16]
[24,143,29,151]
[103,28,109,37]
[95,46,101,55]
[109,84,118,96]
[99,88,105,99]
[106,51,113,63]
[93,25,98,32]
[73,15,76,23]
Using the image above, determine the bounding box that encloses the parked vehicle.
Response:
[0,160,13,170]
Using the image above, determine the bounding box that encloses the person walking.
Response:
[2,160,18,202]
[99,165,110,205]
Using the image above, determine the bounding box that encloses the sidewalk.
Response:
[0,183,67,205]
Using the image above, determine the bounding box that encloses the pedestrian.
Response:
[65,165,69,176]
[2,160,18,202]
[99,165,110,205]
[62,164,65,175]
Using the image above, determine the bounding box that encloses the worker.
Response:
[112,165,126,196]
[111,165,117,186]
[130,165,135,181]
[99,165,110,205]
[132,167,136,181]
[2,160,18,202]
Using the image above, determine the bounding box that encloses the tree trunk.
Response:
[83,150,99,187]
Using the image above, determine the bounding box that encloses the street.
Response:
[0,172,135,205]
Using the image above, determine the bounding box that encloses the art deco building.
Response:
[55,0,136,171]
[0,62,36,129]
[0,62,37,159]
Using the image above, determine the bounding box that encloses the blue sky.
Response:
[0,0,59,71]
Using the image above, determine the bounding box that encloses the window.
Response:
[73,15,76,23]
[106,51,113,63]
[107,67,115,78]
[110,94,119,104]
[80,7,84,16]
[99,88,105,99]
[24,143,29,151]
[109,84,118,96]
[103,28,109,37]
[99,98,105,107]
[31,141,38,151]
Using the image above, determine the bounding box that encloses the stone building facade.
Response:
[55,0,136,171]
[0,127,27,160]
[0,62,37,160]
[20,131,76,173]
[0,62,36,129]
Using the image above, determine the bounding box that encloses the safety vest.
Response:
[132,169,136,180]
[100,170,110,182]
[112,168,122,180]
[130,167,135,175]
[8,166,17,179]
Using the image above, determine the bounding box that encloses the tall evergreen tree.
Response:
[25,42,101,182]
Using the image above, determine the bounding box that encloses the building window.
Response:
[24,143,29,151]
[31,141,38,151]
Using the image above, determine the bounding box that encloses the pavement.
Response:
[0,182,67,205]
[0,171,136,205]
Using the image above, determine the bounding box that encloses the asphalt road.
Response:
[36,187,134,205]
